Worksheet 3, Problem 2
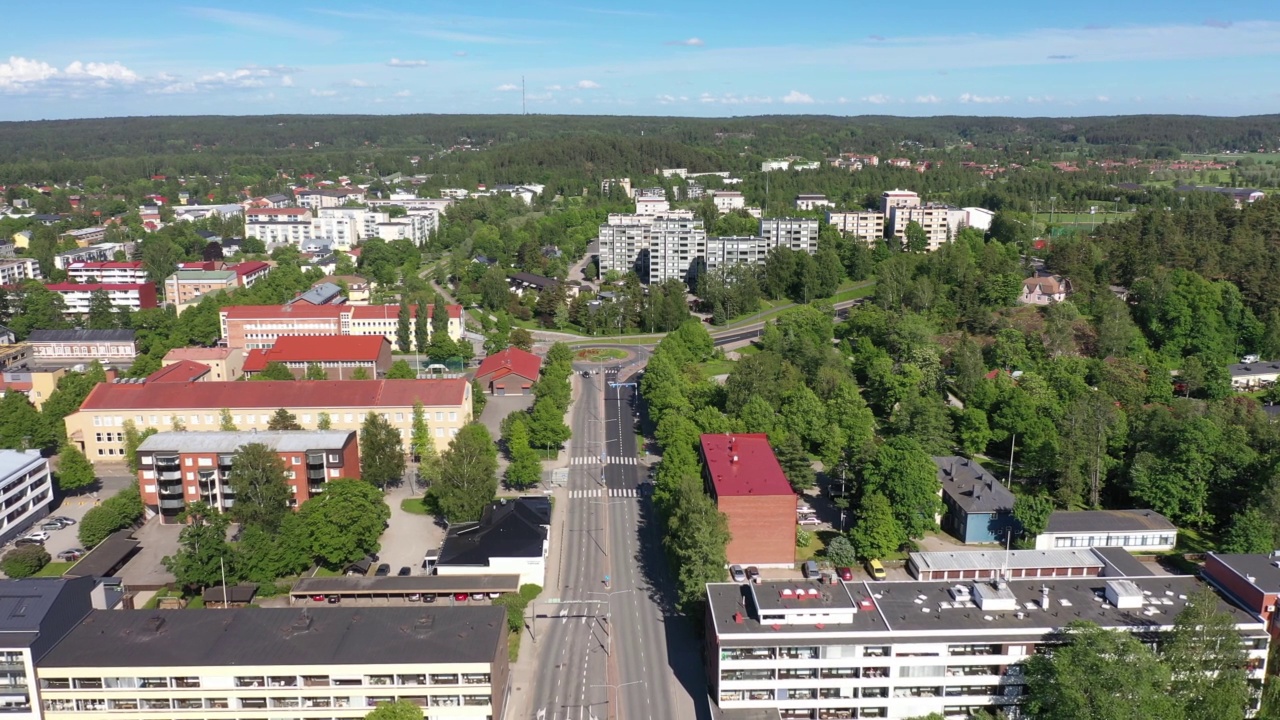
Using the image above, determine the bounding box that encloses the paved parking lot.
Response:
[377,483,447,577]
[8,466,136,563]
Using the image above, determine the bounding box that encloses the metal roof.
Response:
[137,430,354,454]
[1043,509,1176,534]
[909,549,1104,574]
[27,329,135,344]
[62,531,139,579]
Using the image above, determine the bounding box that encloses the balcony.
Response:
[156,469,181,481]
[157,483,183,497]
[159,498,186,510]
[307,467,326,480]
[308,483,325,495]
[221,498,235,509]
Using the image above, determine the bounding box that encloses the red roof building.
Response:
[42,283,158,314]
[474,347,542,395]
[700,434,796,567]
[145,359,212,383]
[242,335,392,380]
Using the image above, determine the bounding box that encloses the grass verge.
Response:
[399,497,430,515]
[33,562,74,578]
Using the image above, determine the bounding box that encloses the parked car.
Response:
[47,516,76,526]
[422,594,437,603]
[13,538,42,547]
[836,566,854,581]
[746,566,761,584]
[397,566,411,577]
[39,522,64,532]
[325,595,341,604]
[470,593,486,601]
[866,559,886,581]
[311,594,327,602]
[407,593,422,602]
[796,503,813,514]
[453,593,469,602]
[56,548,86,561]
[803,560,820,579]
[797,516,821,526]
[21,531,49,543]
[374,563,391,577]
[487,592,501,599]
[729,565,747,583]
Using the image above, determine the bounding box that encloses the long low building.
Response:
[706,570,1269,719]
[36,606,509,720]
[64,378,472,463]
[219,303,464,351]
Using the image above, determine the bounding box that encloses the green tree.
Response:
[824,535,858,568]
[236,513,311,584]
[360,412,405,489]
[226,443,292,533]
[509,327,534,351]
[503,418,541,490]
[904,220,929,253]
[303,362,328,380]
[0,545,49,578]
[409,401,438,481]
[1023,621,1179,720]
[847,491,906,561]
[0,389,51,451]
[219,408,237,431]
[85,288,118,330]
[432,294,450,342]
[1164,588,1251,720]
[253,362,295,381]
[664,480,731,613]
[861,437,942,539]
[396,300,412,352]
[413,300,429,354]
[351,367,371,380]
[387,360,416,379]
[365,699,425,720]
[162,502,235,594]
[122,421,157,475]
[299,478,391,567]
[429,424,498,522]
[317,412,332,430]
[1220,506,1275,554]
[267,408,302,431]
[772,432,815,491]
[55,446,96,493]
[526,397,571,450]
[1012,494,1055,541]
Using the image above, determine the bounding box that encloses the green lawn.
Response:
[33,562,74,578]
[831,283,876,303]
[795,532,824,564]
[399,497,430,515]
[695,359,736,379]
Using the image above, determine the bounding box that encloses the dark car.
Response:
[397,566,411,577]
[836,566,854,581]
[13,538,42,547]
[374,563,391,577]
[325,595,341,604]
[422,593,437,603]
[746,566,761,584]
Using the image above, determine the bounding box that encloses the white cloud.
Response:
[836,97,850,104]
[0,57,58,89]
[494,83,519,91]
[663,37,704,46]
[695,92,772,105]
[1096,95,1109,102]
[394,90,412,97]
[657,94,677,104]
[570,97,582,105]
[575,79,601,89]
[0,55,144,93]
[914,94,941,104]
[699,92,716,103]
[64,61,138,84]
[782,90,814,104]
[545,84,562,91]
[346,79,372,88]
[153,82,196,95]
[862,94,890,104]
[281,75,294,87]
[959,92,1010,104]
[310,88,338,97]
[386,58,428,68]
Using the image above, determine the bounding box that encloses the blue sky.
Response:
[2,0,1278,120]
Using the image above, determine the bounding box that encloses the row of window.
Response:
[1054,534,1177,548]
[43,694,491,712]
[43,672,491,690]
[96,410,458,428]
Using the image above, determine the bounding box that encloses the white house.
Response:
[635,197,670,216]
[794,194,833,211]
[433,497,550,587]
[710,190,745,214]
[963,207,995,231]
[1230,361,1280,390]
[1034,509,1177,553]
[1019,274,1072,305]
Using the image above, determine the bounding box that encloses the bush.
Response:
[492,584,543,633]
[1,545,50,578]
[78,485,144,547]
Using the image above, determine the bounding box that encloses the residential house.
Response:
[794,194,833,211]
[934,456,1017,544]
[1034,509,1177,552]
[435,497,551,587]
[161,347,246,382]
[1019,274,1072,305]
[1230,361,1280,390]
[474,346,541,395]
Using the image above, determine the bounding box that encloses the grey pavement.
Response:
[32,464,135,562]
[479,394,535,440]
[378,480,447,575]
[115,518,179,590]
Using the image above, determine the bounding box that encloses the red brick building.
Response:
[134,430,359,523]
[242,335,393,379]
[474,346,542,395]
[700,433,796,568]
[1203,552,1280,640]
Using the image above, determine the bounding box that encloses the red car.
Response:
[454,593,469,602]
[311,594,326,602]
[836,567,854,581]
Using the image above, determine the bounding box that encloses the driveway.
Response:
[377,483,447,577]
[478,393,535,438]
[114,517,180,590]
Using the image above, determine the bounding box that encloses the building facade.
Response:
[934,457,1017,544]
[163,261,272,309]
[25,330,137,365]
[43,284,158,315]
[795,195,833,211]
[36,606,508,720]
[63,262,148,285]
[759,218,820,254]
[161,347,245,382]
[53,244,132,271]
[700,434,796,568]
[218,304,464,351]
[0,259,41,286]
[135,430,359,522]
[65,379,472,463]
[0,450,53,546]
[0,577,99,718]
[242,336,392,380]
[888,205,966,251]
[711,191,746,214]
[826,212,886,243]
[1034,510,1177,552]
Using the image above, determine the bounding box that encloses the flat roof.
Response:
[1044,509,1176,535]
[138,430,354,454]
[40,606,505,668]
[0,449,44,480]
[1092,547,1156,577]
[708,575,1262,643]
[291,575,521,596]
[1230,362,1280,377]
[27,329,135,344]
[1209,553,1280,594]
[63,531,139,579]
[700,434,792,498]
[909,549,1103,574]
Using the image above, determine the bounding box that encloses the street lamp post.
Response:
[591,680,643,720]
[587,589,633,656]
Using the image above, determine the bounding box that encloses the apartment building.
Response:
[242,335,392,379]
[704,237,771,272]
[760,218,820,254]
[0,259,41,286]
[795,194,833,211]
[375,215,431,245]
[701,434,795,567]
[59,227,106,247]
[826,211,886,242]
[0,450,54,546]
[53,244,132,271]
[296,187,367,210]
[43,284,157,315]
[36,606,508,720]
[888,205,967,252]
[0,577,99,718]
[635,197,670,216]
[706,571,1269,719]
[161,347,245,382]
[136,430,359,521]
[66,378,472,462]
[163,261,272,309]
[26,330,137,365]
[245,208,315,246]
[171,204,243,222]
[880,189,921,214]
[711,190,746,214]
[366,193,452,215]
[0,366,66,411]
[646,218,708,284]
[63,262,148,285]
[218,303,463,351]
[600,178,632,197]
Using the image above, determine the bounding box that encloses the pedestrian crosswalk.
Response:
[568,488,645,498]
[570,456,639,466]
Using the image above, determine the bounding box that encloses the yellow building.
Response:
[64,378,473,463]
[161,347,246,382]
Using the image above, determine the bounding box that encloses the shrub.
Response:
[78,485,144,547]
[1,545,50,578]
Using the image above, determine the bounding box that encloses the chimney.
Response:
[731,455,738,463]
[1041,586,1051,611]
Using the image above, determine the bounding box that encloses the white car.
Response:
[21,531,50,542]
[796,503,813,515]
[797,516,822,526]
[729,565,747,583]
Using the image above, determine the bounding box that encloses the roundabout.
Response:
[573,347,631,363]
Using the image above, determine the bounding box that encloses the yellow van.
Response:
[866,559,886,580]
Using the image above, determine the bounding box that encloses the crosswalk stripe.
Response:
[570,456,639,466]
[567,487,650,498]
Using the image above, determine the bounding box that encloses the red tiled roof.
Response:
[257,335,388,363]
[145,359,210,383]
[700,434,793,498]
[79,378,467,411]
[232,261,271,277]
[475,347,541,383]
[242,349,269,373]
[0,381,32,393]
